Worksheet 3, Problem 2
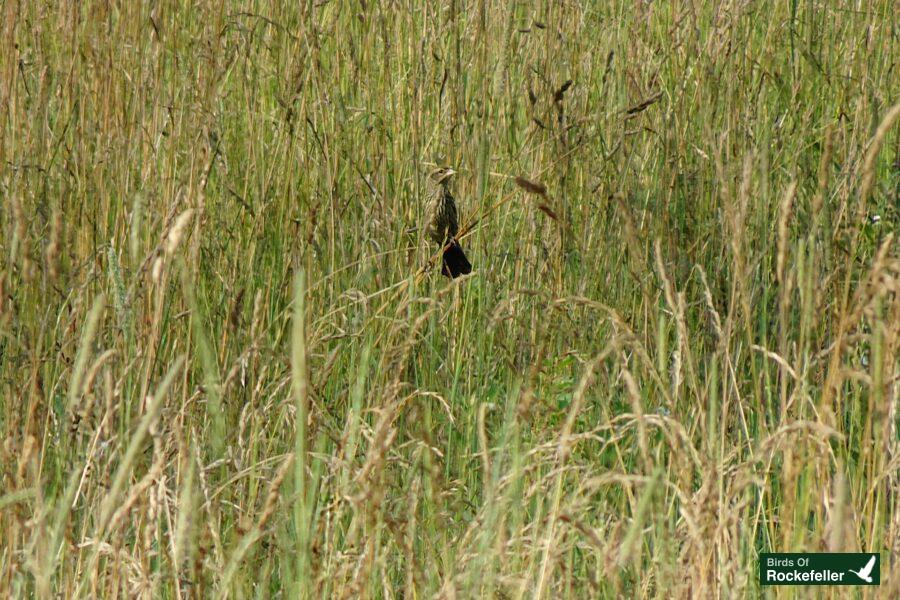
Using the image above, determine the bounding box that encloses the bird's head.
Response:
[429,166,456,185]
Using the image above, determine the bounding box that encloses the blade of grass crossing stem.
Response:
[75,355,186,598]
[291,270,312,594]
[67,294,105,415]
[38,456,87,597]
[340,342,370,492]
[618,465,663,569]
[99,355,186,533]
[185,273,225,458]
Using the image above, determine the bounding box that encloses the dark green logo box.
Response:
[760,553,880,586]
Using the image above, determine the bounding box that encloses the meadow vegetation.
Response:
[1,1,898,597]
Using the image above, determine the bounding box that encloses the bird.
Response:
[423,166,472,278]
[848,555,876,583]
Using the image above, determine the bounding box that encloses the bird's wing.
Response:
[860,555,876,576]
[445,190,459,236]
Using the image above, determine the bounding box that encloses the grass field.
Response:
[1,1,898,597]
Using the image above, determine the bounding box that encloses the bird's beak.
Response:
[443,168,456,180]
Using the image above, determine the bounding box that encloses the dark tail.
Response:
[441,239,472,278]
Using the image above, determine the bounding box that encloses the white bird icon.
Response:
[848,555,876,583]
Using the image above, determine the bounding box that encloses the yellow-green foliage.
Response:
[1,1,897,597]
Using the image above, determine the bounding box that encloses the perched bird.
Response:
[424,166,472,278]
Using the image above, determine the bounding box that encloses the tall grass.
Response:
[1,1,897,597]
